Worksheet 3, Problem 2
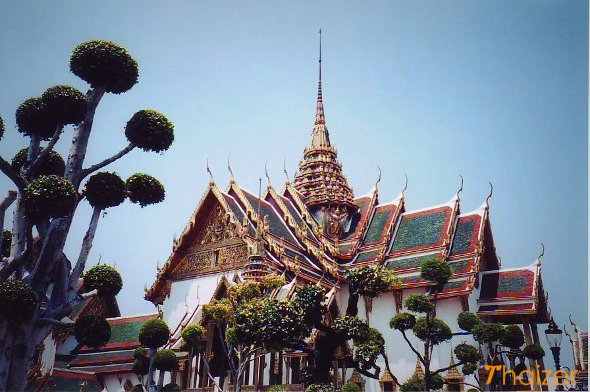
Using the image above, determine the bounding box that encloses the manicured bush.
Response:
[462,363,478,375]
[457,311,482,333]
[181,324,206,353]
[420,258,451,286]
[74,315,111,348]
[70,40,139,94]
[454,343,480,363]
[522,344,545,360]
[0,279,37,323]
[472,322,504,344]
[405,294,434,313]
[126,173,165,207]
[132,358,149,376]
[25,175,76,219]
[153,349,178,371]
[139,318,170,348]
[125,109,174,152]
[341,382,361,392]
[83,264,123,297]
[41,85,88,125]
[15,97,57,139]
[346,264,396,298]
[389,312,416,331]
[11,148,65,178]
[412,317,452,344]
[500,325,525,349]
[84,172,126,209]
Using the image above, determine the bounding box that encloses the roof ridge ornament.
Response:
[283,159,291,184]
[206,158,214,185]
[375,167,382,192]
[486,181,493,207]
[265,161,272,188]
[402,174,408,196]
[227,155,235,182]
[536,242,545,265]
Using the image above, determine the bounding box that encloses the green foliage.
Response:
[346,264,397,298]
[305,384,333,392]
[333,316,369,340]
[412,317,452,344]
[11,148,65,178]
[70,40,139,94]
[454,343,480,363]
[353,327,385,368]
[420,257,451,287]
[15,97,57,139]
[268,386,286,392]
[293,284,326,325]
[41,85,88,125]
[472,322,504,344]
[74,315,111,348]
[500,325,525,349]
[400,378,423,392]
[25,175,77,219]
[457,311,482,333]
[0,115,4,139]
[522,344,545,360]
[405,294,434,313]
[84,172,127,209]
[462,362,478,376]
[225,326,238,345]
[133,347,148,359]
[389,312,416,331]
[1,229,11,258]
[341,383,361,392]
[153,349,178,371]
[131,384,145,392]
[125,109,174,152]
[234,298,305,351]
[259,274,286,291]
[234,280,261,303]
[430,374,445,390]
[132,357,149,376]
[202,299,233,324]
[0,279,37,323]
[139,318,170,348]
[181,324,206,353]
[83,264,123,297]
[162,384,181,392]
[126,173,165,207]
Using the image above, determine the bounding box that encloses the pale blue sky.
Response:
[0,0,587,360]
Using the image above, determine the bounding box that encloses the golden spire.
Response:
[311,29,330,148]
[412,357,424,380]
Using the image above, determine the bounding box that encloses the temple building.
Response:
[31,42,566,391]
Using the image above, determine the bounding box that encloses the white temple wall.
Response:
[101,373,141,391]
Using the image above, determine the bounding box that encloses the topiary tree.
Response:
[390,257,482,391]
[153,349,178,389]
[73,315,111,348]
[0,40,174,391]
[139,318,171,392]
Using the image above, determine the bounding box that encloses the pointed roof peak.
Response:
[311,29,330,148]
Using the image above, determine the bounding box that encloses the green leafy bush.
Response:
[25,175,77,219]
[11,148,65,178]
[346,264,396,298]
[1,229,11,258]
[500,325,525,349]
[341,382,361,392]
[522,344,545,360]
[333,316,370,340]
[84,172,127,209]
[457,311,481,333]
[153,349,178,371]
[0,279,37,323]
[126,173,165,207]
[70,40,139,94]
[472,323,504,344]
[389,312,416,331]
[125,109,174,152]
[15,97,57,139]
[139,318,170,348]
[405,294,434,313]
[420,258,451,286]
[293,284,326,325]
[181,324,206,353]
[83,264,123,297]
[74,315,111,348]
[462,362,478,375]
[41,85,87,125]
[454,343,480,363]
[132,358,149,375]
[412,317,452,344]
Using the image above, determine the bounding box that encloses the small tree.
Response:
[0,40,174,391]
[138,318,171,392]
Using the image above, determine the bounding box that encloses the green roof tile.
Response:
[391,210,447,252]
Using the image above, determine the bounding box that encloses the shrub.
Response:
[41,85,88,125]
[472,323,504,344]
[162,384,181,392]
[126,173,165,207]
[405,294,434,313]
[1,229,11,258]
[500,325,525,349]
[15,97,57,139]
[74,315,111,348]
[84,172,127,209]
[181,324,206,353]
[293,284,326,325]
[341,382,361,392]
[457,311,482,333]
[125,109,174,152]
[11,148,65,178]
[153,349,178,371]
[412,317,452,344]
[346,264,396,298]
[0,279,37,323]
[462,362,478,375]
[400,379,423,392]
[83,264,123,297]
[454,343,480,363]
[131,384,145,392]
[333,316,369,340]
[139,318,170,348]
[25,175,77,219]
[522,344,545,360]
[132,358,149,375]
[70,40,139,94]
[389,312,416,331]
[420,258,451,287]
[133,347,148,359]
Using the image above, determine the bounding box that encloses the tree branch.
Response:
[68,207,101,300]
[432,360,467,376]
[37,317,74,327]
[25,125,64,177]
[0,156,26,189]
[0,191,17,254]
[80,142,135,180]
[400,330,425,364]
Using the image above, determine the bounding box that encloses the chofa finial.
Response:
[375,167,382,190]
[206,158,214,184]
[457,175,464,196]
[283,159,291,184]
[227,155,235,181]
[402,174,408,196]
[537,242,545,263]
[486,181,493,207]
[265,161,271,186]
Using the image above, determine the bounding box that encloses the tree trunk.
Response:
[148,348,157,392]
